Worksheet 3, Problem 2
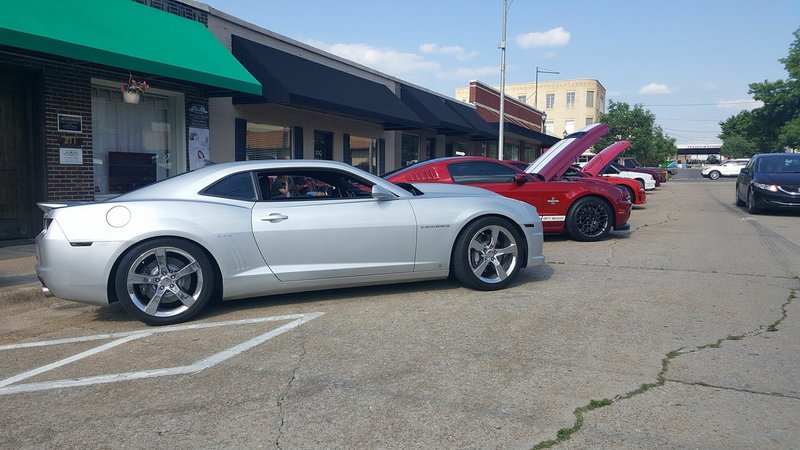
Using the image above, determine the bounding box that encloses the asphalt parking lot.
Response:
[1,175,799,449]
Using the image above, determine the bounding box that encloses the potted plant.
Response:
[121,77,149,104]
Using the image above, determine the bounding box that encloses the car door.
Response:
[737,158,756,198]
[251,169,417,282]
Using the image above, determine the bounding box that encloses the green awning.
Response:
[0,0,261,96]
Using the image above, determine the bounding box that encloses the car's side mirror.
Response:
[372,184,398,201]
[740,168,750,175]
[513,173,528,185]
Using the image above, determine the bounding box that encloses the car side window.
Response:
[257,170,374,201]
[448,162,518,184]
[202,172,257,201]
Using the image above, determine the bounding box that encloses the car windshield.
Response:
[757,155,800,173]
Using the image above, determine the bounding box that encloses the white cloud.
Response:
[639,83,677,94]
[419,43,478,61]
[436,66,498,81]
[307,40,439,76]
[716,99,764,110]
[516,27,571,49]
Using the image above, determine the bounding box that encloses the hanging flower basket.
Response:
[122,91,140,104]
[120,77,149,104]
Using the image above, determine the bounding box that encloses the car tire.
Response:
[735,186,746,206]
[709,170,721,180]
[565,196,613,242]
[115,238,216,325]
[747,189,761,214]
[621,186,635,204]
[635,178,645,190]
[452,217,523,291]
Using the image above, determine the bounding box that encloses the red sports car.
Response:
[509,141,646,206]
[386,123,632,241]
[577,141,647,205]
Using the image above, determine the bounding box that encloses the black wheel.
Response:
[747,189,761,214]
[709,170,721,180]
[735,185,745,206]
[565,196,613,242]
[115,238,216,325]
[452,217,523,290]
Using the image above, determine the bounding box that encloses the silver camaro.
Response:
[36,160,544,325]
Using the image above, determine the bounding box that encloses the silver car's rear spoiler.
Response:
[36,202,92,213]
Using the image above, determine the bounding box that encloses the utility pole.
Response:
[498,0,507,160]
[534,66,559,112]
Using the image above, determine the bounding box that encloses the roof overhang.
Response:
[0,0,262,96]
[231,35,424,129]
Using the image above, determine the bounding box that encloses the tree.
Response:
[720,27,800,153]
[720,134,756,158]
[597,101,677,165]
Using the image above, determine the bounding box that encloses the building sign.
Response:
[57,114,83,133]
[187,102,209,128]
[59,148,83,165]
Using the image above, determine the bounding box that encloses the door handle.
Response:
[262,213,289,222]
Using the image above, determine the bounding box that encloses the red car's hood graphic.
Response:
[526,123,609,181]
[582,141,632,176]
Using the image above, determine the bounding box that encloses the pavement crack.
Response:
[531,287,797,449]
[275,331,307,450]
[663,379,800,400]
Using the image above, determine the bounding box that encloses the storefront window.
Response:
[246,123,292,160]
[401,133,420,166]
[91,84,183,200]
[350,135,378,174]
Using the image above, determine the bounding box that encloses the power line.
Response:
[644,101,760,107]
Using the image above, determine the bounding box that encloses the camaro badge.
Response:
[547,197,559,205]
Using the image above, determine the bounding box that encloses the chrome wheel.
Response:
[126,247,203,318]
[115,239,215,325]
[467,225,519,284]
[453,217,523,290]
[709,170,720,180]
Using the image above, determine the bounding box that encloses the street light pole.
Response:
[498,0,508,160]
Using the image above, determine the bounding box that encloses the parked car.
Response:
[36,160,545,325]
[510,159,644,205]
[735,153,800,214]
[702,158,750,180]
[616,157,668,184]
[386,123,632,242]
[593,162,657,190]
[578,141,647,205]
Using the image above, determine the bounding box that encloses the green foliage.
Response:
[720,27,800,153]
[720,134,756,158]
[597,101,677,165]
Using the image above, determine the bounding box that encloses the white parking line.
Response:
[0,312,323,395]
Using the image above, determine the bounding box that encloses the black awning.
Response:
[491,122,560,146]
[399,85,472,134]
[445,100,498,139]
[231,36,424,128]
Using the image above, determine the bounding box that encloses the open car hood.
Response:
[526,123,609,180]
[582,141,632,176]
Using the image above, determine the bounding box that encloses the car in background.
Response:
[578,141,647,205]
[386,123,632,242]
[597,163,657,190]
[36,160,545,325]
[735,153,800,214]
[702,158,750,180]
[616,157,668,184]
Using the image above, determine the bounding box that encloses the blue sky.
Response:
[203,0,799,146]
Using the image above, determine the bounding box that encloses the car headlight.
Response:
[753,182,778,192]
